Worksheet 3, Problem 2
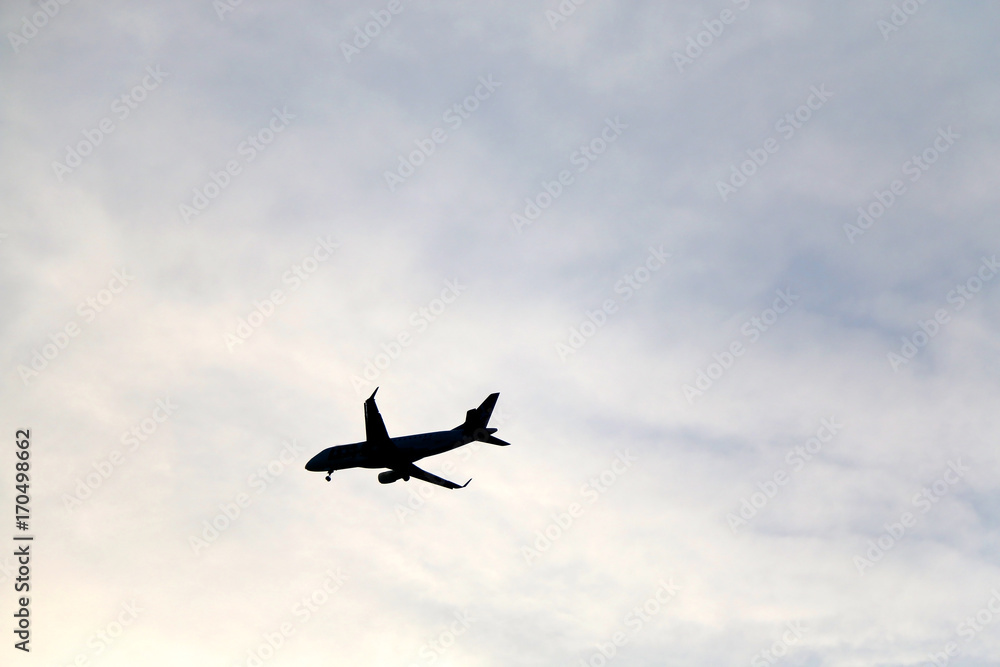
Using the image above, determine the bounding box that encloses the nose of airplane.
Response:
[305,450,328,471]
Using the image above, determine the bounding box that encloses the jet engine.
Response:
[378,470,407,484]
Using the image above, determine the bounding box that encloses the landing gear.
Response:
[325,470,333,481]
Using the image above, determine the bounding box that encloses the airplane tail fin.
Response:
[457,392,508,445]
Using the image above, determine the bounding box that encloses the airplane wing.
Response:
[364,388,394,455]
[399,462,470,489]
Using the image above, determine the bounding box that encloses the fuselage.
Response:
[305,429,470,472]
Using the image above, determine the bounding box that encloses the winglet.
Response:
[369,387,379,400]
[459,479,471,489]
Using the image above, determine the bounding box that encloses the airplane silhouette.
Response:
[305,389,509,489]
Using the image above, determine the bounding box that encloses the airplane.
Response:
[305,388,509,489]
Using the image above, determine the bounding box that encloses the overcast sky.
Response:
[3,1,1000,665]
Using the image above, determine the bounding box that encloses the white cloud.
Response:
[2,1,1000,664]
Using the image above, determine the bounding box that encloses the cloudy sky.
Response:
[2,1,1000,665]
